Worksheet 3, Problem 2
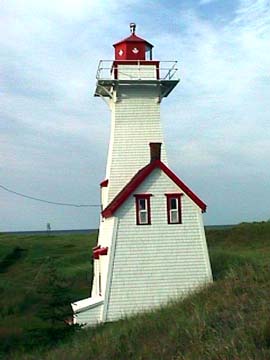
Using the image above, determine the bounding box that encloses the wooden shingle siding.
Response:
[105,88,167,202]
[105,169,212,321]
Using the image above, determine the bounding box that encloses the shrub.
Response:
[0,246,26,273]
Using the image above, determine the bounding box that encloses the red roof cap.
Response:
[113,34,153,48]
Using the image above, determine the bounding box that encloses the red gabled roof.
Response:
[102,160,206,218]
[113,34,153,48]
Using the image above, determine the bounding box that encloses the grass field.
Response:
[1,221,270,359]
[0,232,97,356]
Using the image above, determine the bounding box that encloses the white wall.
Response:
[105,86,167,203]
[105,168,212,321]
[117,65,157,80]
[91,216,115,298]
[74,302,103,327]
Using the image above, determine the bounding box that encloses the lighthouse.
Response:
[72,24,212,326]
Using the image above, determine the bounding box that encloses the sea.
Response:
[2,229,98,235]
[2,225,235,235]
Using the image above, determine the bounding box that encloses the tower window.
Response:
[166,194,183,224]
[134,194,152,225]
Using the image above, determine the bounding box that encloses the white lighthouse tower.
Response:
[72,24,212,326]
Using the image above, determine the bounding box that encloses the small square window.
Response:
[134,194,152,225]
[166,194,182,224]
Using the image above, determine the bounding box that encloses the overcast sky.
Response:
[1,0,270,231]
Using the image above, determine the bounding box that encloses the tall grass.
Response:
[16,264,270,360]
[3,221,270,359]
[0,246,27,273]
[0,232,97,356]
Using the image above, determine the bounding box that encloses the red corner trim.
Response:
[93,245,100,259]
[93,246,108,260]
[99,247,108,256]
[102,160,206,218]
[100,179,109,187]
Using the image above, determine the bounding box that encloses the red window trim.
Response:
[134,194,152,225]
[165,193,183,224]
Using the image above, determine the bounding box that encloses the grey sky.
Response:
[1,0,270,231]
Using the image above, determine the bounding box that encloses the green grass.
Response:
[2,221,270,359]
[0,232,97,356]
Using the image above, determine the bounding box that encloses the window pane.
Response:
[140,211,147,224]
[139,199,146,210]
[136,195,151,225]
[171,210,179,223]
[170,198,177,210]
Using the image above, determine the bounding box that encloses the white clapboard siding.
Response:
[104,168,212,322]
[105,87,167,203]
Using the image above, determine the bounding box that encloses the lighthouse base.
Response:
[71,296,104,327]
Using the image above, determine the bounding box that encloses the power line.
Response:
[0,184,100,208]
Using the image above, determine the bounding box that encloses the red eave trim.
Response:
[102,160,206,218]
[160,162,207,213]
[102,162,156,218]
[100,179,109,188]
[113,60,159,66]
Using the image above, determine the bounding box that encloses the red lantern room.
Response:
[113,23,153,61]
[95,23,179,100]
